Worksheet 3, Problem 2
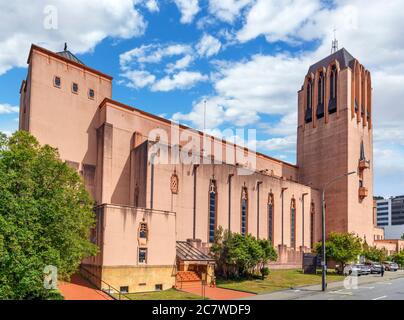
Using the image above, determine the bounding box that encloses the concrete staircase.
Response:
[176,271,201,287]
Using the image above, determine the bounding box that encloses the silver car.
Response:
[343,264,363,276]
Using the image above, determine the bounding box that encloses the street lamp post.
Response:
[321,171,356,292]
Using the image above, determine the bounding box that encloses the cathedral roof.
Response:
[308,48,356,74]
[56,50,84,65]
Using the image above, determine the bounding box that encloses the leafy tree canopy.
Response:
[0,131,98,299]
[362,246,387,263]
[315,232,363,270]
[210,226,277,279]
[392,250,404,267]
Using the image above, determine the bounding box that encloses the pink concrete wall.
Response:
[20,48,112,181]
[100,205,176,267]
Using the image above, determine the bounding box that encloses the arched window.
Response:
[329,66,338,114]
[241,187,248,236]
[305,79,313,123]
[208,180,217,243]
[310,202,315,248]
[290,198,296,249]
[317,72,325,118]
[268,193,274,244]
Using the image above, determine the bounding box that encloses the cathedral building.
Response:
[19,44,382,293]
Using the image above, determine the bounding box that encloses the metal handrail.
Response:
[80,265,133,300]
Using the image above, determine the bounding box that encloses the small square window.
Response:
[88,89,95,99]
[138,248,147,264]
[72,83,79,94]
[54,76,61,88]
[155,284,163,291]
[120,286,129,293]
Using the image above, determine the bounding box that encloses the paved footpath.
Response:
[59,274,113,300]
[178,283,255,300]
[240,270,404,300]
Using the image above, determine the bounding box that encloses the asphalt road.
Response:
[241,271,404,300]
[299,276,404,300]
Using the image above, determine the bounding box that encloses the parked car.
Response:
[365,262,382,274]
[343,264,367,276]
[383,261,399,271]
[359,264,371,275]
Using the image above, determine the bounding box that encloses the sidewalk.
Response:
[241,270,404,300]
[177,283,256,300]
[59,274,113,300]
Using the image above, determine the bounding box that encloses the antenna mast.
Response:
[203,99,207,133]
[331,28,338,54]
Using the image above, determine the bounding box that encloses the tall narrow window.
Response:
[241,187,248,236]
[305,79,313,123]
[310,202,315,248]
[317,72,325,118]
[139,222,148,240]
[208,180,217,243]
[268,193,274,244]
[290,198,296,249]
[329,66,338,114]
[138,248,147,264]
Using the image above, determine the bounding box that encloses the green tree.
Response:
[210,228,277,278]
[392,251,404,267]
[0,131,98,299]
[401,233,404,240]
[315,232,362,273]
[362,246,387,262]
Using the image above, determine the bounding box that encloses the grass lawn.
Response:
[217,269,345,294]
[117,288,204,300]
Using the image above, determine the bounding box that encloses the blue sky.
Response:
[0,0,404,197]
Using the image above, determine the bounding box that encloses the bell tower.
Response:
[296,48,374,244]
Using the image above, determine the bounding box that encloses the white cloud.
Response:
[120,44,192,69]
[196,34,222,58]
[151,71,208,92]
[172,96,259,129]
[0,104,19,114]
[256,135,296,153]
[166,55,194,73]
[267,112,297,136]
[173,0,200,24]
[0,0,148,75]
[237,0,321,43]
[121,70,156,89]
[143,0,159,12]
[374,147,404,197]
[208,0,253,23]
[119,43,205,90]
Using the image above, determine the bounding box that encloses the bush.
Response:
[260,267,270,279]
[210,226,277,279]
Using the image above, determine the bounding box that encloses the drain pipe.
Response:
[193,164,199,240]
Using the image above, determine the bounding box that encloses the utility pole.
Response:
[321,171,356,291]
